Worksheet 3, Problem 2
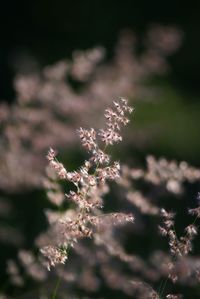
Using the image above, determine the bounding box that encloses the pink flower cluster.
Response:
[40,98,134,270]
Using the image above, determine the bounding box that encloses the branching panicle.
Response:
[40,98,134,270]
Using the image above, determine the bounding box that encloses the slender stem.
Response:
[51,276,61,299]
[159,276,169,298]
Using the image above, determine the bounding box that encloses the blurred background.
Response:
[1,0,200,162]
[1,0,200,99]
[0,1,200,298]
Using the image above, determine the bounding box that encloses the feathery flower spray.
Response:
[40,98,134,270]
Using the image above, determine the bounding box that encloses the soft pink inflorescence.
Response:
[40,98,134,270]
[99,98,133,145]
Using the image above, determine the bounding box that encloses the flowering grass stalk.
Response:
[40,97,134,270]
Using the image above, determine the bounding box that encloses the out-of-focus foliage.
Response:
[0,26,182,193]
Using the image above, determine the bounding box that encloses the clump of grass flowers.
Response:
[40,98,134,270]
[5,97,200,299]
[37,98,200,299]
